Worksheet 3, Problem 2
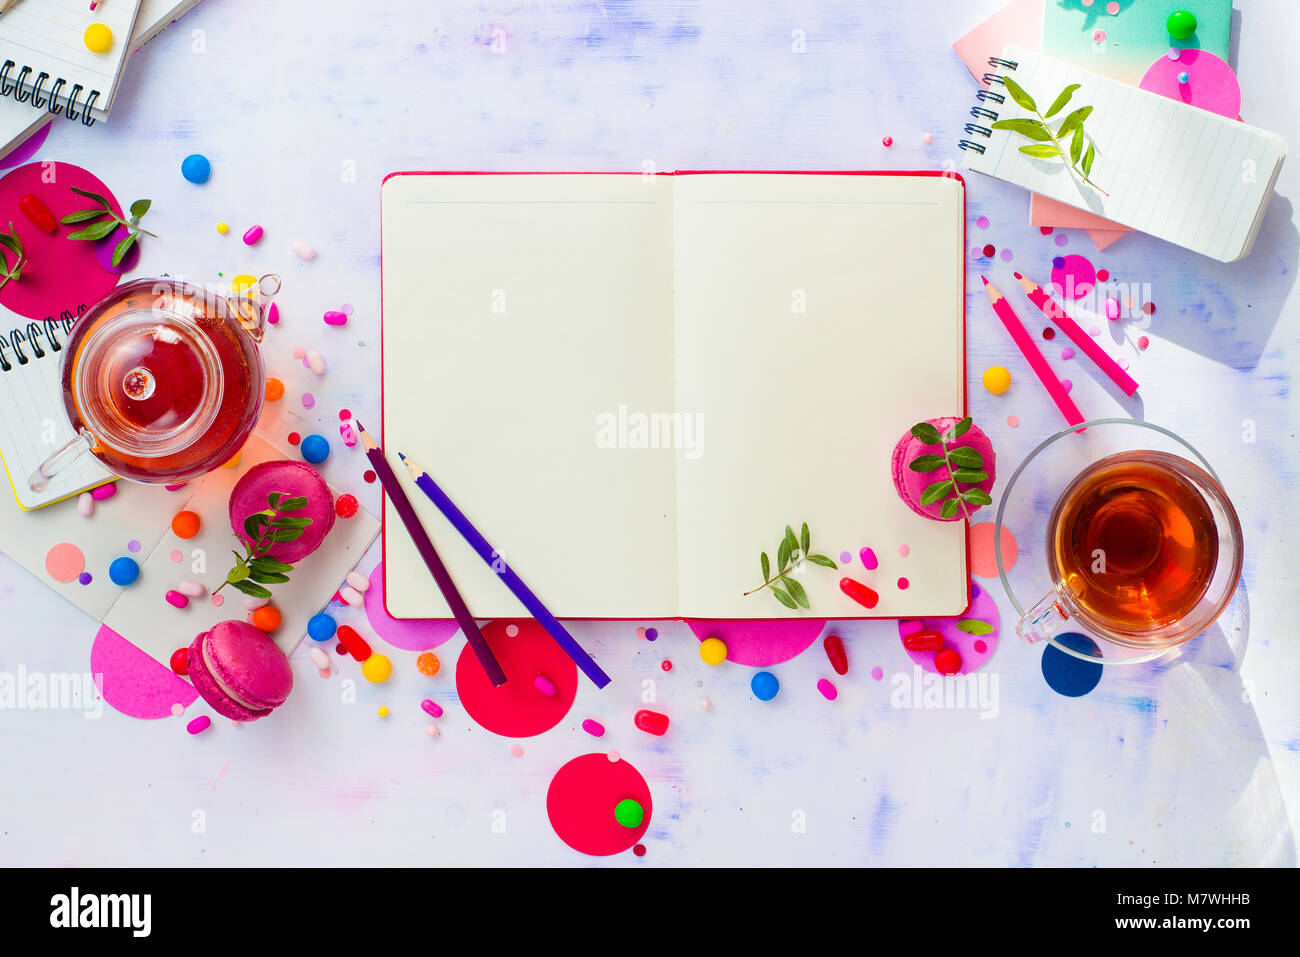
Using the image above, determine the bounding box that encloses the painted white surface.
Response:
[0,0,1296,866]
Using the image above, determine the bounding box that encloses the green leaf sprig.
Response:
[908,417,993,520]
[60,187,157,266]
[215,492,314,599]
[745,522,837,610]
[0,222,26,291]
[993,79,1108,197]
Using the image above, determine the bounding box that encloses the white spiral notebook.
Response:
[961,46,1287,262]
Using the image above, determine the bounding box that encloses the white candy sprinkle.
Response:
[178,580,207,598]
[291,240,317,261]
[77,492,95,517]
[307,350,326,375]
[345,570,370,592]
[340,585,364,606]
[309,647,330,669]
[244,595,270,610]
[426,724,441,738]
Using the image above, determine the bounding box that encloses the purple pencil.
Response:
[356,422,506,687]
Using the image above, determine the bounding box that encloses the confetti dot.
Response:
[882,135,893,147]
[607,750,620,762]
[1000,248,1014,262]
[210,594,225,607]
[1081,0,1093,6]
[1051,253,1096,300]
[505,623,520,637]
[974,639,988,654]
[338,408,351,420]
[1106,297,1122,320]
[1089,325,1102,336]
[292,347,306,359]
[1138,335,1150,350]
[635,627,646,638]
[922,132,933,144]
[1096,268,1110,281]
[44,543,85,583]
[127,539,141,552]
[169,549,183,562]
[301,393,316,410]
[897,544,910,558]
[363,470,377,483]
[871,666,884,681]
[982,244,996,258]
[335,493,359,518]
[969,521,1018,578]
[1093,29,1106,42]
[170,702,186,717]
[645,627,658,640]
[510,745,524,758]
[1006,414,1020,428]
[839,550,852,564]
[1054,233,1068,247]
[1042,327,1055,340]
[342,303,354,316]
[1061,347,1075,360]
[1042,632,1103,697]
[897,577,909,590]
[660,660,672,672]
[1106,1,1119,14]
[287,431,301,445]
[1040,226,1053,235]
[78,572,93,585]
[633,844,646,856]
[970,246,984,260]
[1062,379,1073,392]
[1142,301,1156,315]
[1167,47,1181,61]
[976,216,989,229]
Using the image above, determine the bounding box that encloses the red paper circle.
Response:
[547,753,652,856]
[455,619,578,737]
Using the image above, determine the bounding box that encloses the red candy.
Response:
[169,647,189,675]
[660,660,672,672]
[336,624,372,662]
[935,648,963,675]
[334,493,359,518]
[287,432,301,446]
[823,634,848,675]
[903,629,944,652]
[634,709,669,736]
[19,193,56,233]
[838,576,879,609]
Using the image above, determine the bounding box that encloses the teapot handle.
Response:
[29,429,97,493]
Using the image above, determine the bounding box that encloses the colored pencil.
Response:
[983,276,1086,429]
[0,0,26,15]
[355,422,507,687]
[400,453,611,690]
[1014,272,1140,397]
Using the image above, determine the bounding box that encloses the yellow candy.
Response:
[84,23,114,54]
[222,451,242,469]
[362,653,392,684]
[982,366,1012,395]
[231,273,257,294]
[699,636,728,666]
[377,706,389,718]
[217,222,229,234]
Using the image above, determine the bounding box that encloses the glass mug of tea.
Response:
[996,419,1243,664]
[30,275,279,490]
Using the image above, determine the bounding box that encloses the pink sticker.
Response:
[685,619,825,667]
[547,753,651,856]
[363,562,460,651]
[455,620,577,737]
[969,521,1019,579]
[44,542,85,583]
[1139,48,1241,119]
[897,581,1001,675]
[91,624,199,719]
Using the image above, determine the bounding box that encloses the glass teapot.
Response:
[30,275,279,490]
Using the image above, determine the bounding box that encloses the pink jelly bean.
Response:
[420,699,443,718]
[817,678,838,700]
[339,422,357,447]
[164,590,189,609]
[242,225,264,245]
[582,718,605,737]
[90,483,117,501]
[267,302,280,325]
[323,310,348,326]
[186,715,211,735]
[534,674,557,696]
[634,709,669,736]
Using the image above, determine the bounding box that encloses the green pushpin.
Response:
[614,798,644,829]
[1167,10,1197,40]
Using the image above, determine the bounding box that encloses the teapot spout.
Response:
[224,274,281,344]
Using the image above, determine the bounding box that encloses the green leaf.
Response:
[777,538,791,572]
[248,570,291,584]
[910,422,942,445]
[278,496,309,511]
[60,208,108,224]
[1070,125,1084,165]
[770,585,797,610]
[956,618,994,636]
[760,551,770,583]
[226,566,250,584]
[1019,144,1063,159]
[806,554,837,569]
[231,550,247,568]
[267,492,284,507]
[269,516,313,528]
[940,498,963,519]
[908,453,947,473]
[920,480,955,506]
[231,578,273,599]
[785,577,811,609]
[112,232,138,267]
[948,446,984,468]
[243,514,267,540]
[67,220,118,242]
[1001,76,1037,113]
[962,489,994,506]
[271,528,305,543]
[70,186,112,206]
[1056,105,1093,139]
[249,556,294,574]
[1082,142,1096,177]
[950,416,973,440]
[1044,83,1080,119]
[800,522,810,556]
[0,232,20,255]
[952,468,989,484]
[990,118,1052,141]
[130,198,152,219]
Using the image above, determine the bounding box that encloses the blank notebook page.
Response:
[965,46,1286,262]
[0,0,143,117]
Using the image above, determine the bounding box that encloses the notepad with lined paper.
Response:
[961,46,1286,262]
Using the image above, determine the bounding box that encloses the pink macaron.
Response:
[890,416,997,522]
[187,620,293,721]
[229,460,336,564]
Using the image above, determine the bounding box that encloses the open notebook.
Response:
[961,46,1286,262]
[381,171,969,621]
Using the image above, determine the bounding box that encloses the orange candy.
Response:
[171,510,201,539]
[264,377,285,402]
[251,604,282,633]
[416,652,441,676]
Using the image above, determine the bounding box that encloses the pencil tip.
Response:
[980,275,989,285]
[1013,272,1022,280]
[354,420,365,433]
[397,452,405,461]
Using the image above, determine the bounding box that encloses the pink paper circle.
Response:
[1139,49,1241,119]
[0,163,122,321]
[455,619,577,737]
[363,562,460,651]
[0,121,51,170]
[90,624,199,719]
[969,521,1019,578]
[44,542,85,582]
[1050,253,1096,300]
[547,753,651,856]
[686,618,826,667]
[898,581,1000,675]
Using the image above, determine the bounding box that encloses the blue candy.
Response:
[300,434,330,464]
[751,670,779,701]
[181,153,211,184]
[109,556,140,587]
[307,613,336,642]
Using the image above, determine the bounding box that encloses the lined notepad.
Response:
[0,0,144,122]
[963,46,1287,262]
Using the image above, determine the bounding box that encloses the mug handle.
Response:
[1016,588,1072,644]
[29,429,97,493]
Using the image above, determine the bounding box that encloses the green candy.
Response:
[614,798,644,829]
[1167,10,1197,40]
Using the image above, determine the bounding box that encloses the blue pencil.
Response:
[398,453,611,689]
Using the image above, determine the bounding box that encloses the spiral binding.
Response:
[0,60,99,126]
[959,56,1020,156]
[0,318,75,373]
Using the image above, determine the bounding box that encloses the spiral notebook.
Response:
[961,46,1287,262]
[0,0,144,126]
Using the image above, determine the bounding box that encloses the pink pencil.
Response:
[1015,272,1139,396]
[983,276,1086,429]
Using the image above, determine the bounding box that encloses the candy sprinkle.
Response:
[186,715,211,735]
